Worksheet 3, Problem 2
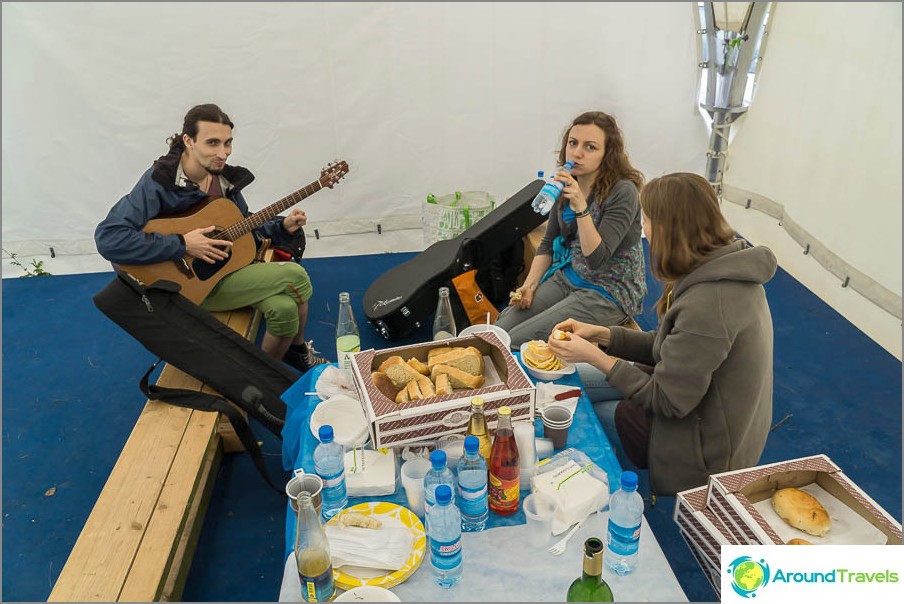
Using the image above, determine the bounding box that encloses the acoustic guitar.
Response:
[119,160,349,304]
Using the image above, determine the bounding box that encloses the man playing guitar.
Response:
[95,103,329,373]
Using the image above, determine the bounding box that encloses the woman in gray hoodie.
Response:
[548,172,777,496]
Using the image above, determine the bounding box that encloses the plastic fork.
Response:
[547,513,590,556]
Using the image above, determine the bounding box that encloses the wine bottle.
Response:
[566,538,614,602]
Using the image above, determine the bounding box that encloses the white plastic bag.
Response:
[422,190,495,245]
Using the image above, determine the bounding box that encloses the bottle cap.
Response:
[564,160,575,170]
[339,292,350,302]
[499,406,511,416]
[471,396,485,409]
[430,449,447,469]
[318,425,334,443]
[584,537,604,556]
[435,484,452,504]
[621,470,638,491]
[464,435,479,453]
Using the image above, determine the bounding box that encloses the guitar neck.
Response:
[223,179,322,240]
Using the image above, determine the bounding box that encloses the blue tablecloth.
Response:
[280,355,622,561]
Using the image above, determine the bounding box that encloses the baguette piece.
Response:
[407,357,430,376]
[434,373,453,396]
[377,355,405,373]
[339,512,382,529]
[427,346,484,376]
[430,364,485,389]
[406,379,423,400]
[771,488,831,537]
[416,374,436,398]
[427,347,455,362]
[395,385,410,404]
[383,361,425,390]
[371,371,400,402]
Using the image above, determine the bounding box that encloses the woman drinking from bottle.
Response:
[496,111,646,348]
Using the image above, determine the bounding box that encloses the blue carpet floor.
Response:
[2,246,901,602]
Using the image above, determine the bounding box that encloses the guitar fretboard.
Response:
[221,180,323,241]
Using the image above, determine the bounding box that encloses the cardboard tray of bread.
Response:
[704,454,902,546]
[349,331,535,448]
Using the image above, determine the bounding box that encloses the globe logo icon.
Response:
[727,556,771,598]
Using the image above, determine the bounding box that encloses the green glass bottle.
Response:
[566,538,614,602]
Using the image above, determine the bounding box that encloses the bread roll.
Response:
[371,371,400,402]
[771,487,831,537]
[786,538,813,545]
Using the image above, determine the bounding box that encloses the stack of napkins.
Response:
[324,524,414,571]
[534,381,582,414]
[531,459,609,535]
[344,448,397,496]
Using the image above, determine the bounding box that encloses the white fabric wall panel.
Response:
[719,3,902,357]
[2,2,707,258]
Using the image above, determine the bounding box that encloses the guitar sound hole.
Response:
[192,252,232,281]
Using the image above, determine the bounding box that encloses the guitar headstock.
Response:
[319,160,349,189]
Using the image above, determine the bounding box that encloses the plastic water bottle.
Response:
[313,425,348,520]
[605,470,644,575]
[531,161,575,216]
[428,484,463,588]
[456,436,489,532]
[335,292,361,388]
[424,449,456,520]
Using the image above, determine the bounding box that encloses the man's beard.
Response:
[206,166,224,176]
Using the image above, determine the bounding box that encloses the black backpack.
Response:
[93,272,298,492]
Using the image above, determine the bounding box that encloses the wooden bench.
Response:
[521,223,642,331]
[49,255,272,602]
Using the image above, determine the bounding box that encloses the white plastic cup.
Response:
[522,492,557,547]
[513,421,537,468]
[400,457,432,517]
[535,437,555,460]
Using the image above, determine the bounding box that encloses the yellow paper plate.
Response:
[327,502,426,590]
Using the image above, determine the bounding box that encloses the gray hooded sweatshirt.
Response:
[606,240,777,496]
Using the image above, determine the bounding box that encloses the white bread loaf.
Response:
[427,346,484,376]
[771,488,831,537]
[430,364,485,389]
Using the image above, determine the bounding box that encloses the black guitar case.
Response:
[364,179,545,341]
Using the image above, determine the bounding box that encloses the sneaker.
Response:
[283,340,330,373]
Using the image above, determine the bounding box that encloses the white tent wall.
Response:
[2,2,706,268]
[717,2,902,359]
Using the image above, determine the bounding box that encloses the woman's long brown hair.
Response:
[556,111,644,202]
[641,172,736,317]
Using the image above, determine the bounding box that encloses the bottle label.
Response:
[336,334,361,370]
[318,467,345,489]
[606,519,641,557]
[299,566,334,602]
[457,479,488,517]
[430,535,462,571]
[487,472,519,510]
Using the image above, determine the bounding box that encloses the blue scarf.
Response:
[540,235,572,284]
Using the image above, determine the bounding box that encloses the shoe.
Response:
[283,340,330,373]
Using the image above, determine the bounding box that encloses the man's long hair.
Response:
[166,104,234,149]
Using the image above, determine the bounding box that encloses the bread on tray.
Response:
[771,487,831,537]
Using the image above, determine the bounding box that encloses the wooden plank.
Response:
[118,403,221,601]
[48,371,200,601]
